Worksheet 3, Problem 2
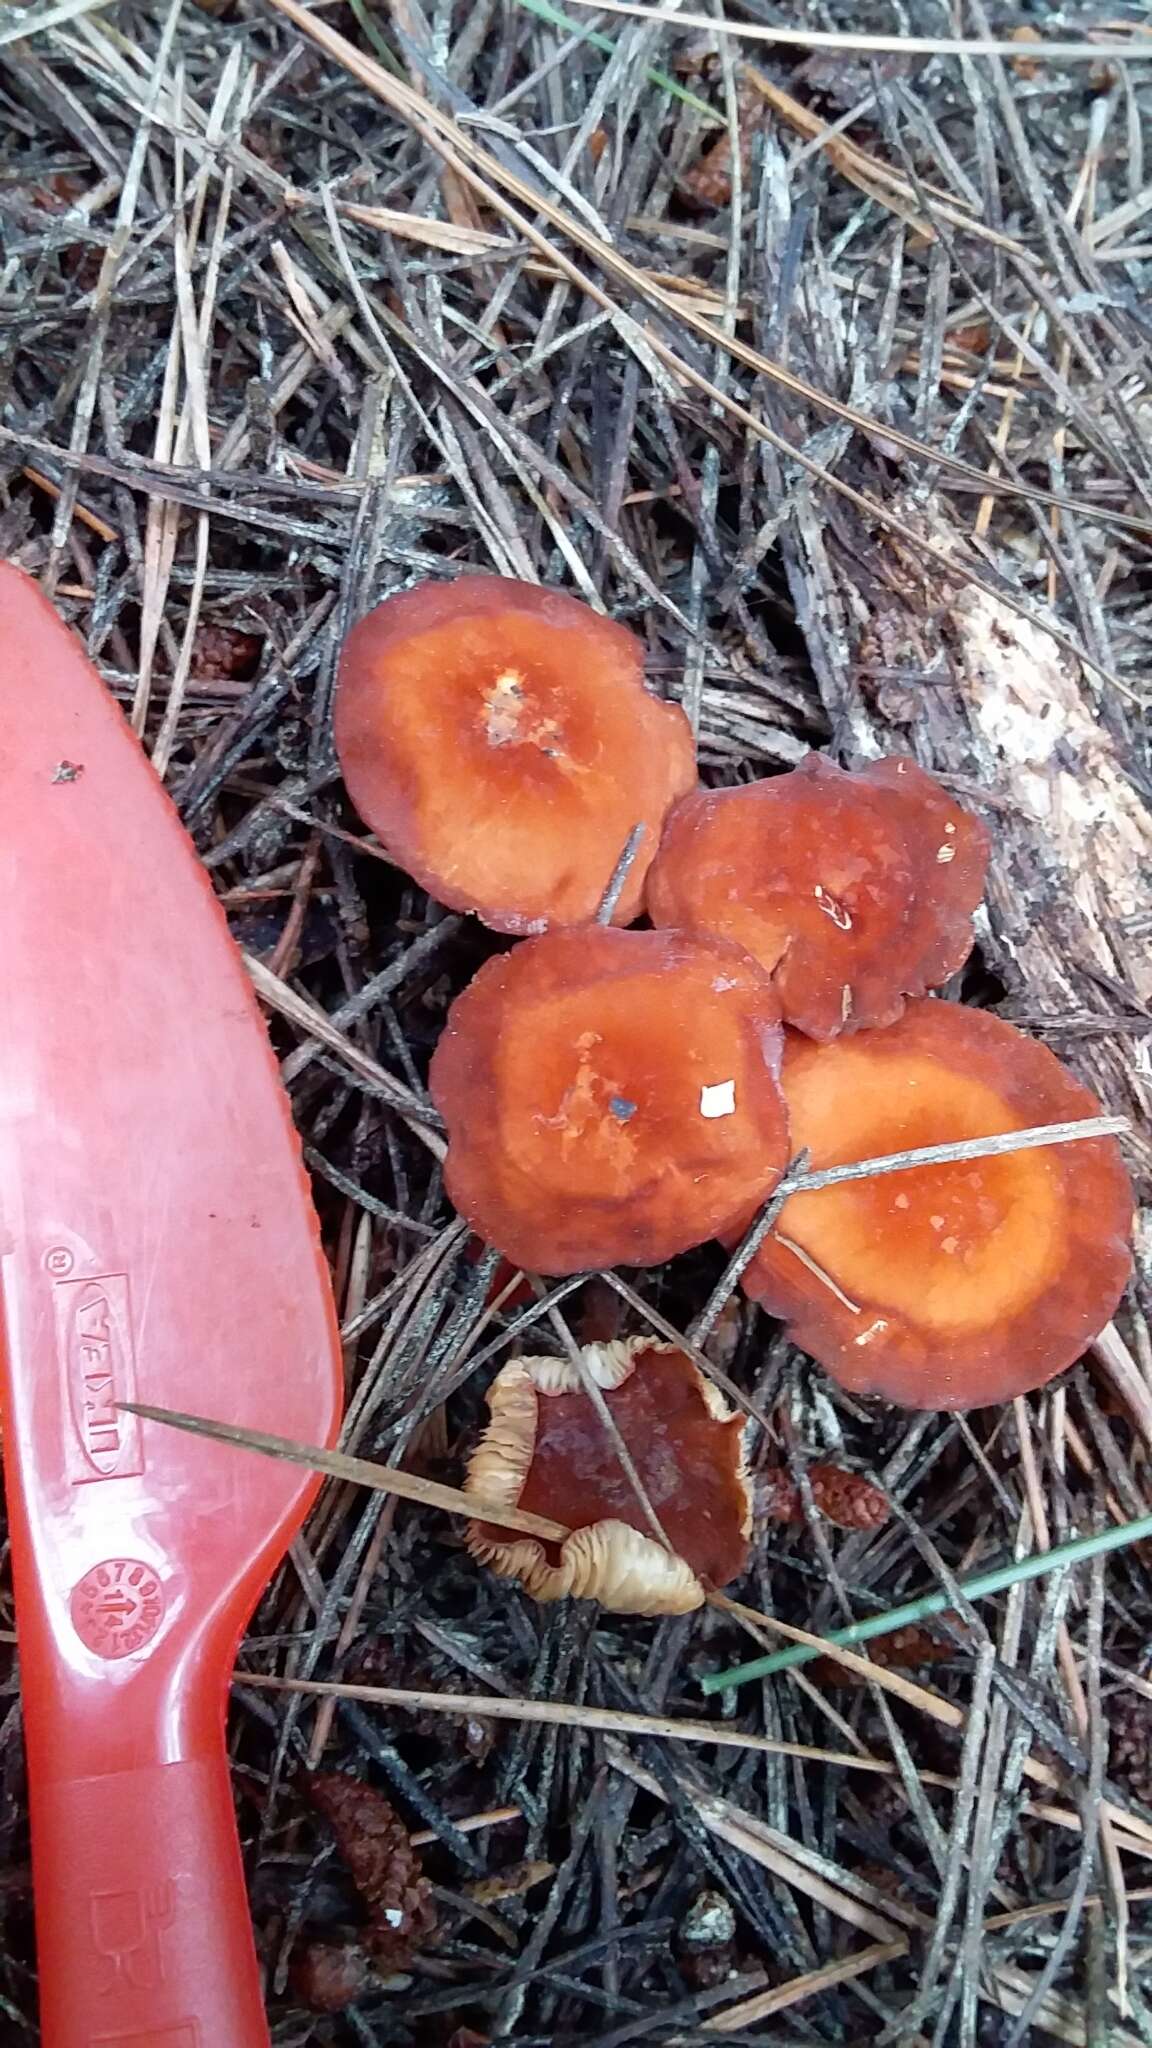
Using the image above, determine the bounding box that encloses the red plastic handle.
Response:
[32,1749,268,2048]
[0,565,343,2042]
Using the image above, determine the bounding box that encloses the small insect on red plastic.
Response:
[334,575,697,934]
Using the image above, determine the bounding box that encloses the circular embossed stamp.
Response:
[70,1558,165,1658]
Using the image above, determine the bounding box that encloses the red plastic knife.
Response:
[0,562,343,2046]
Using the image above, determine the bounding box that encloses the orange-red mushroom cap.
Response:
[334,575,696,934]
[429,925,790,1276]
[737,1001,1132,1410]
[645,753,989,1040]
[856,756,990,989]
[465,1339,752,1614]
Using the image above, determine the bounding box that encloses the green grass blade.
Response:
[345,0,403,71]
[516,0,721,121]
[702,1507,1152,1693]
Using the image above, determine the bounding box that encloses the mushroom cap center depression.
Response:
[421,617,598,777]
[481,666,567,757]
[776,1049,1066,1333]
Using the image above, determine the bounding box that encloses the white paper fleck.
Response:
[699,1080,736,1119]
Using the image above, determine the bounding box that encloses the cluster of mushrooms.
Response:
[333,574,1133,1617]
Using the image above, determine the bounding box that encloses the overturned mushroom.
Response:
[334,575,696,933]
[429,925,790,1275]
[465,1339,751,1614]
[645,753,989,1040]
[737,1000,1132,1409]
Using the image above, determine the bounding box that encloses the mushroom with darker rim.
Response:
[734,999,1132,1410]
[428,925,791,1276]
[334,574,697,934]
[645,752,990,1041]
